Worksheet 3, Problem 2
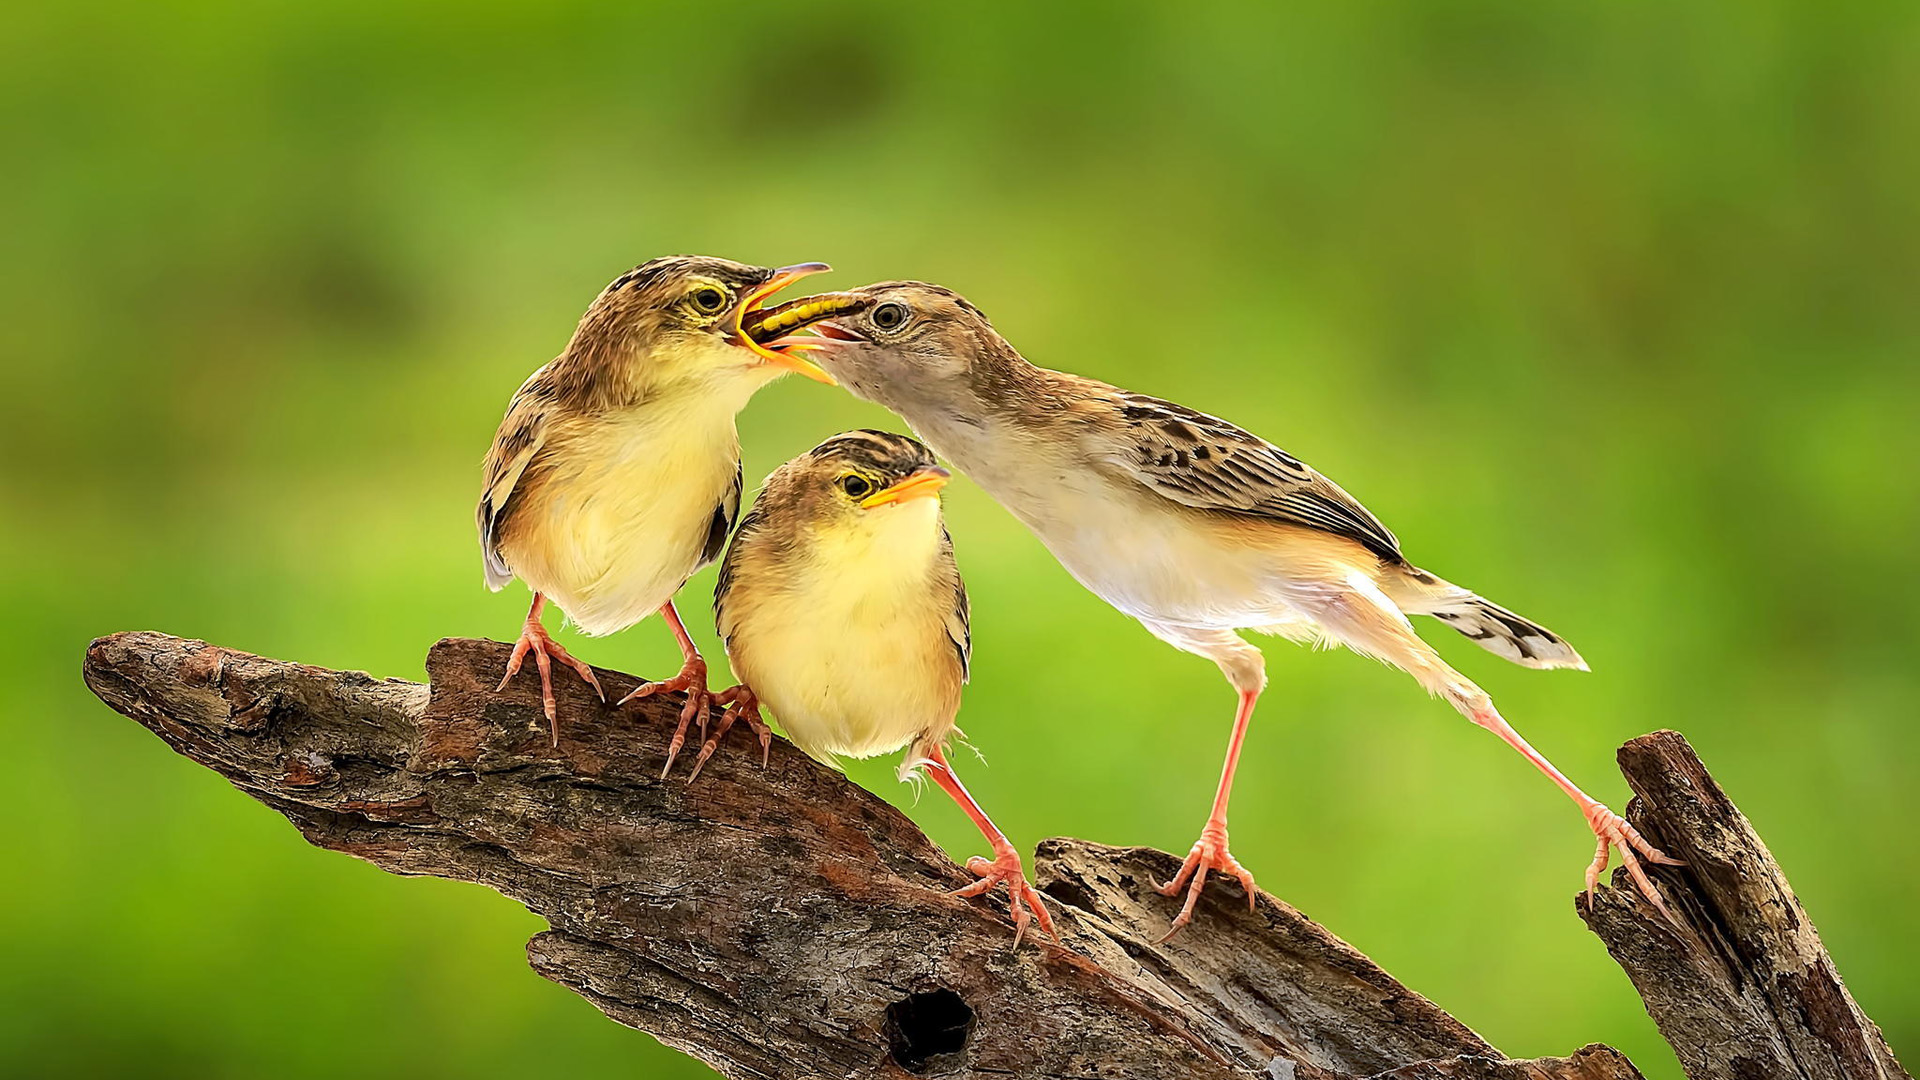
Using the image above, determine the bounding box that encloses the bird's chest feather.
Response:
[729,505,959,760]
[507,408,739,634]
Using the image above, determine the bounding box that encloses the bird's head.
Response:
[797,282,1018,412]
[564,256,864,398]
[764,429,951,542]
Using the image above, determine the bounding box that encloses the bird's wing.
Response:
[1097,392,1403,562]
[698,460,744,569]
[711,486,768,648]
[938,525,971,682]
[476,363,560,590]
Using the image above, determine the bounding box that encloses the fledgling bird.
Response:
[802,282,1681,936]
[477,255,861,749]
[704,429,1054,944]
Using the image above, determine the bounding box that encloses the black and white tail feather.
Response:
[1398,574,1587,671]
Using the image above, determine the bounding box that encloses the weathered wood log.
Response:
[83,630,1643,1080]
[1581,731,1909,1080]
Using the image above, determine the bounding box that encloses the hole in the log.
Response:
[884,988,973,1074]
[1040,877,1097,913]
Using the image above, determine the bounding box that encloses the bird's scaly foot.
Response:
[496,618,604,746]
[1582,801,1685,922]
[686,684,773,782]
[620,656,713,777]
[952,849,1056,948]
[1156,821,1258,941]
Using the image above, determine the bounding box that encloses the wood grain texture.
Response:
[1579,731,1908,1080]
[97,630,1860,1080]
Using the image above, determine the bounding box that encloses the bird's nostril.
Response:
[883,988,974,1074]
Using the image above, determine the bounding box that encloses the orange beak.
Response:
[859,467,951,508]
[733,263,837,385]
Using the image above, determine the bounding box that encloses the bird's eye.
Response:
[870,302,909,332]
[840,474,872,499]
[690,286,728,314]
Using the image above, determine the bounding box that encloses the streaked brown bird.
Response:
[705,429,1054,943]
[801,282,1680,937]
[477,255,860,748]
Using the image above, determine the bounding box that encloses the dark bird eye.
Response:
[841,474,872,498]
[690,286,728,314]
[870,302,909,331]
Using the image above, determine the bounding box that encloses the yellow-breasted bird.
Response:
[477,255,861,750]
[801,282,1680,937]
[704,429,1055,943]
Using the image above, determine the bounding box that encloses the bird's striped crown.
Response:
[805,429,939,482]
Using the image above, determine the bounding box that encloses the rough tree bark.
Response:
[81,632,1905,1080]
[1581,732,1908,1080]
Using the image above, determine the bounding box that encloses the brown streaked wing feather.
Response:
[711,488,771,644]
[699,460,744,568]
[477,362,562,589]
[938,525,971,682]
[1101,393,1403,562]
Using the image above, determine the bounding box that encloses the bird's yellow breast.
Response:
[501,399,740,636]
[723,499,961,763]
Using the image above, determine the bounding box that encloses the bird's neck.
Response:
[888,355,1103,534]
[966,345,1055,409]
[795,501,944,594]
[553,340,782,415]
[904,353,1069,443]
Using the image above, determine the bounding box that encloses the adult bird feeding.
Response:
[800,281,1680,936]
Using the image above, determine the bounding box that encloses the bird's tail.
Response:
[1386,567,1587,671]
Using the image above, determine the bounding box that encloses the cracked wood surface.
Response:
[82,628,1868,1080]
[1580,732,1909,1080]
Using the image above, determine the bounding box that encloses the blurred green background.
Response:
[5,1,1916,1076]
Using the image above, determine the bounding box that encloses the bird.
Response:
[476,255,863,751]
[798,281,1681,937]
[703,428,1055,944]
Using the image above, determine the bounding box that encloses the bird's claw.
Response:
[618,657,712,777]
[1582,802,1685,923]
[1156,822,1258,942]
[952,850,1056,948]
[685,684,773,782]
[496,621,604,745]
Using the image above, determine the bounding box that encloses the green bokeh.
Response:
[5,2,1916,1077]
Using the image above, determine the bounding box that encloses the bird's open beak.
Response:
[732,264,846,385]
[860,466,951,508]
[808,320,867,343]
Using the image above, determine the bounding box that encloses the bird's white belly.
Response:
[956,457,1295,628]
[505,418,736,637]
[920,417,1323,630]
[1030,490,1292,627]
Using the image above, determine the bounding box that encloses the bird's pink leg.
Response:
[1158,687,1262,941]
[685,683,773,783]
[1466,701,1684,919]
[923,745,1056,948]
[496,594,604,745]
[619,600,715,776]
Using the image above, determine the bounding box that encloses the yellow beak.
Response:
[733,263,837,385]
[860,467,951,508]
